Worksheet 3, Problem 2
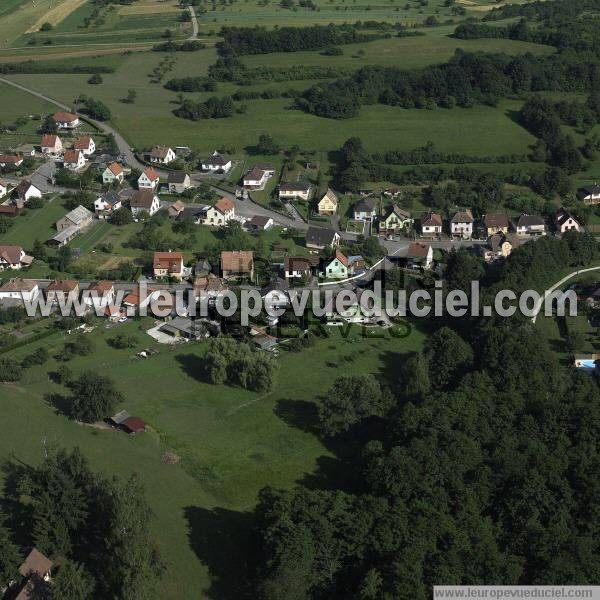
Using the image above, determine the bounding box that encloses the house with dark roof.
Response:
[578,184,600,205]
[421,212,443,238]
[15,180,41,203]
[554,208,581,234]
[516,214,546,236]
[483,213,509,236]
[94,191,122,218]
[451,210,474,239]
[245,214,273,232]
[130,190,160,217]
[168,171,191,194]
[305,226,340,250]
[406,242,433,269]
[242,165,275,190]
[202,151,232,173]
[379,205,412,236]
[278,181,312,201]
[284,255,320,280]
[150,145,175,164]
[353,198,377,221]
[0,245,32,270]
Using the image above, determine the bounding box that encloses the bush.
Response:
[88,74,103,84]
[0,357,22,382]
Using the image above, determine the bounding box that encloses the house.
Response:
[451,210,474,239]
[317,189,339,216]
[0,278,39,302]
[83,280,115,308]
[251,328,278,351]
[150,145,175,165]
[15,143,35,157]
[102,162,124,185]
[483,213,509,236]
[63,149,85,171]
[40,134,62,155]
[194,273,227,300]
[0,245,33,270]
[56,205,94,232]
[46,279,79,305]
[94,191,122,219]
[203,197,234,226]
[160,317,210,341]
[306,226,340,250]
[353,198,377,221]
[406,242,433,270]
[0,154,23,168]
[284,255,320,280]
[261,278,290,309]
[168,171,191,194]
[0,204,20,218]
[0,180,8,199]
[130,190,160,217]
[153,251,184,280]
[47,227,79,247]
[221,250,254,280]
[278,181,312,202]
[73,135,96,156]
[178,207,206,224]
[16,180,42,203]
[555,208,581,234]
[477,233,520,262]
[202,151,232,173]
[379,205,412,236]
[516,214,546,236]
[245,215,273,232]
[348,255,366,273]
[421,212,443,238]
[168,200,186,218]
[324,289,370,323]
[242,166,275,190]
[16,548,53,599]
[52,111,79,129]
[578,184,600,205]
[321,249,350,279]
[138,167,160,190]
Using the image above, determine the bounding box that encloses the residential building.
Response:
[353,198,377,221]
[83,280,115,308]
[317,188,339,215]
[94,191,122,219]
[52,111,79,129]
[16,180,42,203]
[202,151,232,173]
[178,206,206,224]
[379,205,412,236]
[406,242,433,270]
[421,212,443,238]
[153,251,184,280]
[168,171,191,194]
[242,166,275,189]
[73,135,96,156]
[578,184,600,205]
[194,273,227,300]
[0,180,7,199]
[451,209,474,239]
[56,205,94,231]
[150,145,175,164]
[321,249,350,279]
[0,204,19,218]
[555,208,581,234]
[245,215,273,232]
[306,226,340,250]
[0,245,33,270]
[516,214,546,236]
[40,134,62,155]
[46,279,80,305]
[203,197,234,226]
[221,250,254,280]
[278,181,312,202]
[62,149,85,171]
[102,162,124,185]
[0,278,39,302]
[138,167,160,190]
[261,278,290,310]
[284,255,320,280]
[483,213,509,236]
[130,190,160,217]
[0,154,23,168]
[15,548,53,600]
[477,233,519,262]
[168,200,186,218]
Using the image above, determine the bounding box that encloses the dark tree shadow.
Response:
[184,506,258,600]
[175,353,205,382]
[43,392,71,418]
[1,459,33,549]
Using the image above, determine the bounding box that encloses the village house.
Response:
[477,233,520,263]
[324,289,370,324]
[94,191,122,219]
[130,190,160,217]
[306,226,340,251]
[353,198,377,221]
[150,145,175,165]
[242,166,275,190]
[203,196,234,226]
[516,214,546,236]
[406,242,433,270]
[168,200,186,218]
[261,278,290,318]
[0,278,39,302]
[153,251,185,280]
[168,171,191,194]
[138,167,160,190]
[62,149,85,171]
[451,210,474,239]
[46,279,80,305]
[420,212,443,238]
[202,151,232,173]
[15,143,35,158]
[554,208,581,234]
[483,213,509,236]
[379,205,413,236]
[194,273,227,301]
[221,250,254,280]
[16,180,42,203]
[178,206,206,224]
[321,249,351,279]
[278,181,312,202]
[73,135,96,156]
[578,184,600,205]
[0,244,33,270]
[284,255,320,280]
[0,154,23,168]
[83,280,115,309]
[0,205,19,219]
[40,134,62,155]
[102,162,124,185]
[245,215,273,232]
[52,111,79,129]
[15,548,53,599]
[317,189,339,216]
[0,180,8,199]
[56,205,94,232]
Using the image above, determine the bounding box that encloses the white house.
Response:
[102,162,124,185]
[421,212,443,238]
[138,167,160,190]
[153,251,185,280]
[0,245,33,270]
[450,210,474,239]
[516,214,546,236]
[0,278,39,302]
[353,198,377,221]
[202,151,232,173]
[83,280,115,309]
[578,184,600,205]
[130,190,160,217]
[0,154,23,168]
[203,197,235,226]
[242,166,275,189]
[63,150,85,171]
[40,134,62,155]
[73,135,96,156]
[52,111,80,129]
[150,146,176,165]
[16,180,42,203]
[0,180,8,199]
[94,191,122,219]
[278,181,312,202]
[554,208,581,234]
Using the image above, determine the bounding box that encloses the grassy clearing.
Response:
[25,0,88,34]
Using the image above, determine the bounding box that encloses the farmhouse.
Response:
[353,198,377,221]
[203,197,234,226]
[16,180,42,203]
[0,245,33,270]
[578,184,600,205]
[131,190,160,217]
[40,134,62,155]
[483,213,509,236]
[102,162,124,185]
[138,167,160,190]
[221,250,254,280]
[317,189,339,215]
[73,135,96,156]
[379,205,412,236]
[406,242,433,270]
[306,226,340,250]
[278,181,312,201]
[516,214,546,236]
[202,151,232,173]
[94,191,122,218]
[0,278,39,302]
[451,210,474,239]
[168,171,191,194]
[63,149,85,171]
[554,208,581,234]
[150,145,175,165]
[421,212,443,238]
[56,205,94,232]
[321,249,350,279]
[0,154,23,168]
[153,251,185,280]
[52,111,79,129]
[242,166,275,190]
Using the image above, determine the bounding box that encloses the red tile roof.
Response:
[52,111,78,123]
[214,196,234,214]
[106,162,123,176]
[41,134,59,148]
[142,167,160,181]
[153,251,183,271]
[131,190,156,208]
[73,136,93,150]
[221,250,253,273]
[63,150,82,164]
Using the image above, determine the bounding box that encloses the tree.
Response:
[111,207,133,226]
[424,327,473,390]
[51,245,74,272]
[64,335,94,357]
[256,133,280,155]
[22,346,49,368]
[40,114,58,134]
[40,22,53,31]
[0,357,22,382]
[69,371,122,422]
[108,333,138,349]
[52,560,94,600]
[32,238,47,261]
[88,74,103,85]
[0,518,20,589]
[126,89,137,104]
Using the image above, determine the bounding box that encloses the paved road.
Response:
[188,6,199,40]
